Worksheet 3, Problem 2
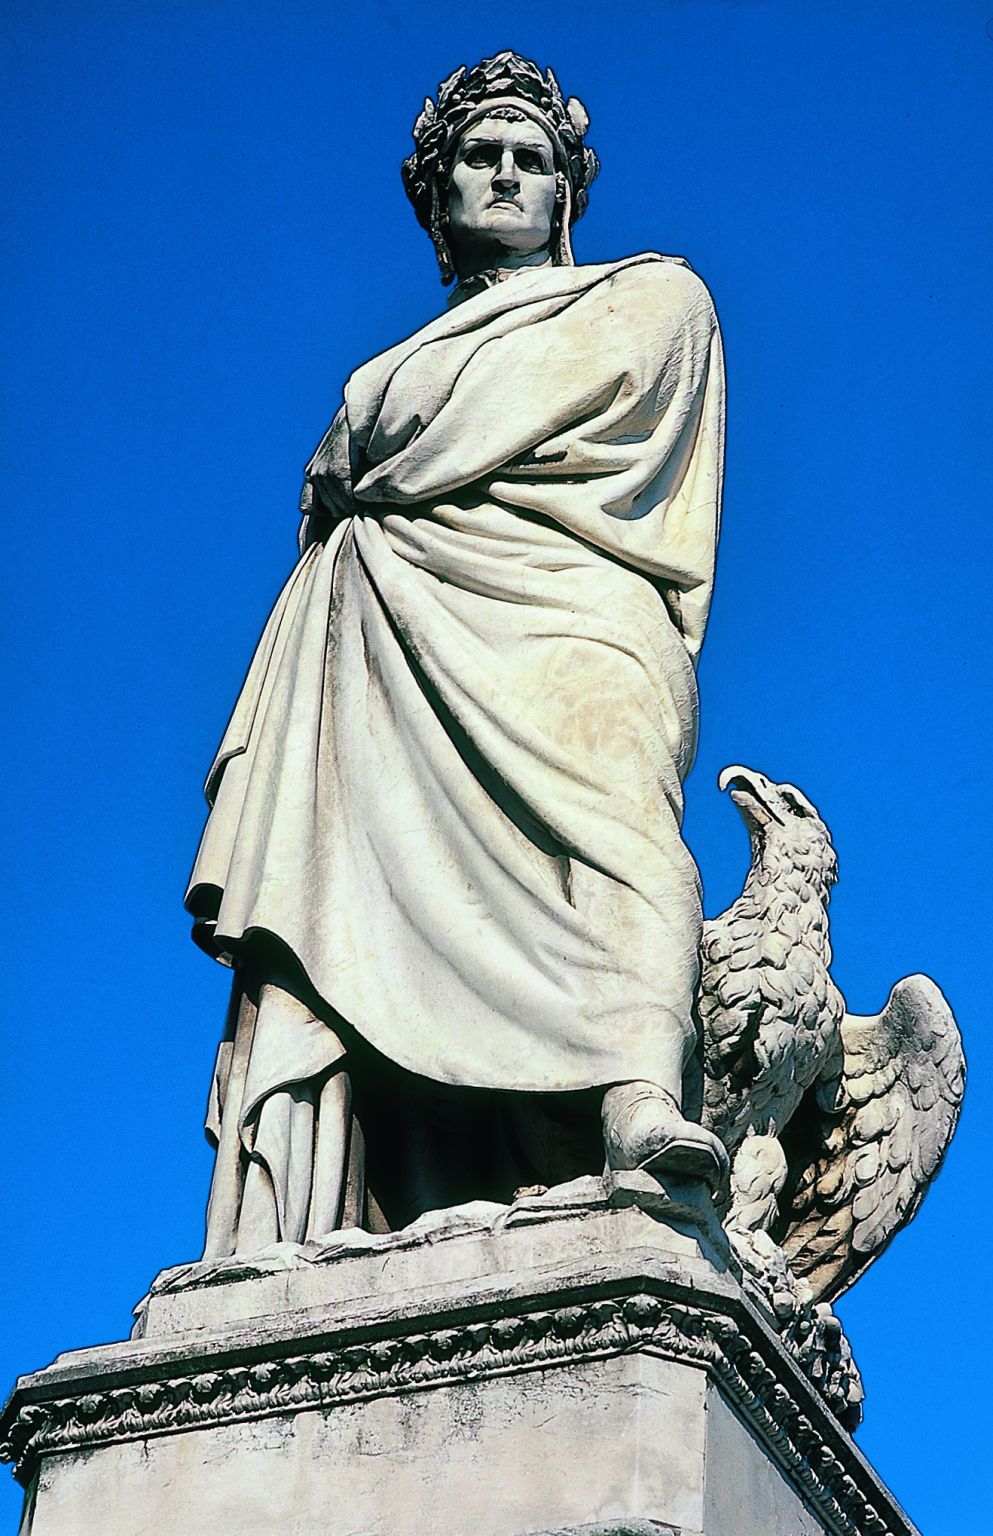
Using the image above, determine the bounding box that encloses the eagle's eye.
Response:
[779,788,809,817]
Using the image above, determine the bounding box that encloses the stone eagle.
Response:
[696,766,965,1309]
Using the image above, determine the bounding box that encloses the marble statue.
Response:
[185,54,963,1306]
[187,50,728,1258]
[698,767,964,1322]
[171,750,964,1432]
[0,53,967,1531]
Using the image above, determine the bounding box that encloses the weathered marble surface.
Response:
[133,1174,726,1341]
[188,51,728,1259]
[695,765,964,1383]
[15,1366,826,1536]
[3,1182,920,1536]
[1,48,961,1536]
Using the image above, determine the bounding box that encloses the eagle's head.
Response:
[718,765,838,901]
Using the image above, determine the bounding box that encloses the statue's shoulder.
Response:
[581,253,718,328]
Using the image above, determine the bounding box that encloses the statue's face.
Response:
[446,115,558,270]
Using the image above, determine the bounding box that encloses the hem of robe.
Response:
[186,905,695,1099]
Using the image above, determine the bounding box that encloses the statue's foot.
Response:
[602,1081,730,1192]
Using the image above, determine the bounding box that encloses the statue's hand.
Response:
[298,407,355,554]
[297,507,334,556]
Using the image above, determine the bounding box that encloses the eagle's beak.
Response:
[718,765,781,828]
[718,764,752,795]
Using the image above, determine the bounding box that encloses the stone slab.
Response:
[132,1173,730,1343]
[2,1179,920,1536]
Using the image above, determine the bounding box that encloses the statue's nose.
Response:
[493,150,520,191]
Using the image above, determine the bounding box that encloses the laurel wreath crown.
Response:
[401,51,600,233]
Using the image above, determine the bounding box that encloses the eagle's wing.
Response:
[779,974,964,1305]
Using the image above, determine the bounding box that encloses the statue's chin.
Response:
[451,217,552,267]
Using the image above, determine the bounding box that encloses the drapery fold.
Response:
[188,253,725,1099]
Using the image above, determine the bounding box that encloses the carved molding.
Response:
[523,1524,681,1536]
[1,1289,906,1536]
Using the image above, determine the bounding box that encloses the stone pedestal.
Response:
[1,1175,918,1536]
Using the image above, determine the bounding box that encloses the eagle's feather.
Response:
[780,975,965,1303]
[698,766,965,1305]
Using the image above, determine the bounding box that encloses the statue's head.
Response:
[402,51,600,285]
[718,765,839,902]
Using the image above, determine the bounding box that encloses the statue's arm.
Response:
[298,404,353,552]
[351,262,717,508]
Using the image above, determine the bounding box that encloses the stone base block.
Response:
[2,1175,919,1536]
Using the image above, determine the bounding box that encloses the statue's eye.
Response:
[463,144,500,169]
[516,150,547,175]
[780,789,808,817]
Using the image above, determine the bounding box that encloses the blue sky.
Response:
[2,2,990,1530]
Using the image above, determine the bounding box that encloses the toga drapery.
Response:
[187,254,725,1129]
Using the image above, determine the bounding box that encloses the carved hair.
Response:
[402,51,600,283]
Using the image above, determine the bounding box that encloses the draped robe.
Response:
[187,253,725,1240]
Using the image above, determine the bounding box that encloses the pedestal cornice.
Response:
[1,1243,915,1536]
